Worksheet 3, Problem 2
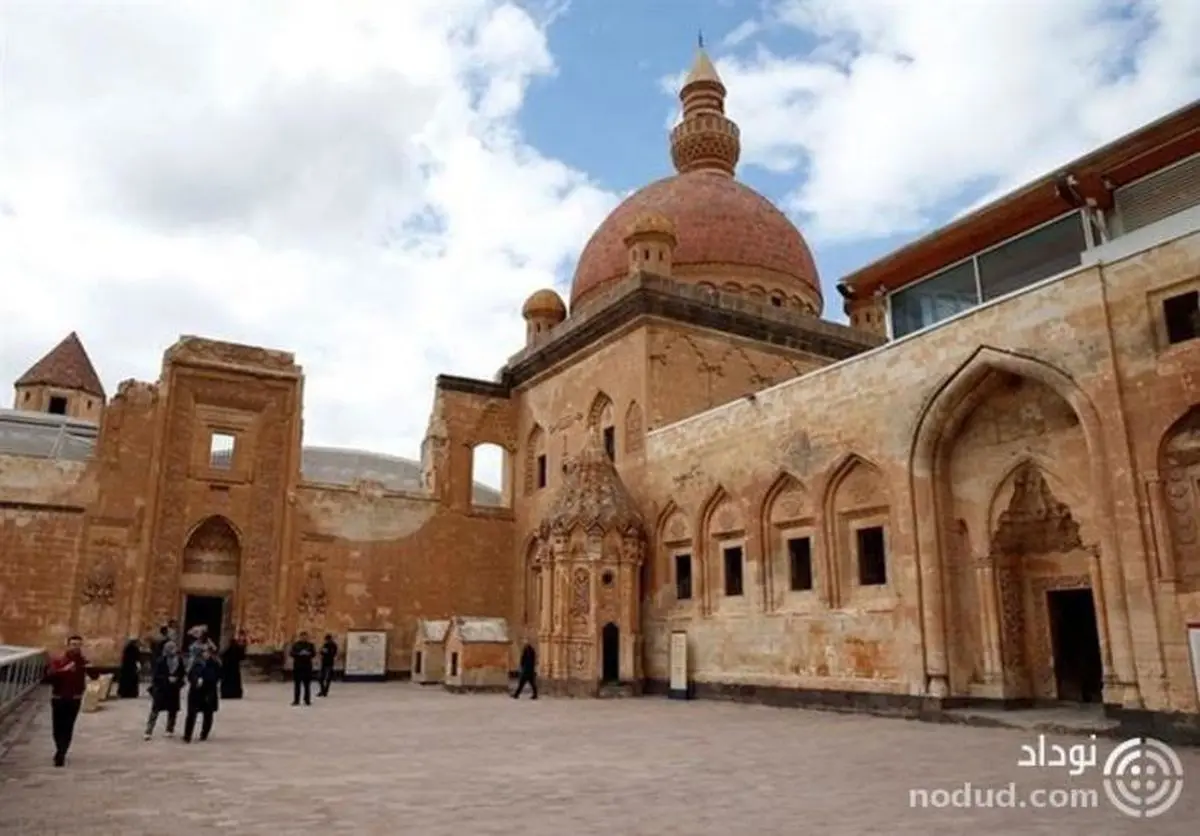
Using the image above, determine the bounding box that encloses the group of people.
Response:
[45,624,340,767]
[137,622,250,746]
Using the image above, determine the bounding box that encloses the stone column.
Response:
[1145,474,1177,582]
[913,475,949,698]
[974,555,1003,688]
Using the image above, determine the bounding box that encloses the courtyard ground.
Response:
[1,682,1197,834]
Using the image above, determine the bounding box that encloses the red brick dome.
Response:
[570,171,821,313]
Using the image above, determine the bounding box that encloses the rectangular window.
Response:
[890,260,978,338]
[977,213,1086,302]
[787,537,813,592]
[209,432,236,469]
[602,426,615,460]
[674,553,692,601]
[415,651,423,673]
[856,526,887,587]
[450,652,459,677]
[536,454,547,488]
[47,396,68,415]
[723,545,744,597]
[1163,290,1200,345]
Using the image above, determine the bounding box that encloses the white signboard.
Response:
[1189,624,1200,702]
[669,630,689,696]
[344,630,388,680]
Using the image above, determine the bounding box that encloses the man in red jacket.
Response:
[47,634,92,767]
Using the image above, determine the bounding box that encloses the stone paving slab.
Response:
[1,683,1198,835]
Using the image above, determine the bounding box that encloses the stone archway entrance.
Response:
[601,622,620,683]
[180,516,241,646]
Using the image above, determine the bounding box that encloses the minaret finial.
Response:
[698,29,704,49]
[670,38,739,177]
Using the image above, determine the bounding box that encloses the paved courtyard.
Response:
[2,682,1197,834]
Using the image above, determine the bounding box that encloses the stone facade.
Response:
[2,50,1199,738]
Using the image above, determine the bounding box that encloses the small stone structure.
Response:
[411,618,449,684]
[442,616,510,693]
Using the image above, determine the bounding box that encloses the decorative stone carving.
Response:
[570,568,590,620]
[539,439,644,538]
[81,561,116,607]
[989,463,1083,557]
[533,434,647,694]
[182,516,240,576]
[297,569,328,618]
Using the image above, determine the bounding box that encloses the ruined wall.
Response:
[639,227,1200,714]
[290,482,513,672]
[0,456,93,649]
[138,339,303,648]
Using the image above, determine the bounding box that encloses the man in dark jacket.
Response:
[182,644,221,743]
[46,634,94,766]
[318,634,338,698]
[290,631,316,706]
[512,641,538,700]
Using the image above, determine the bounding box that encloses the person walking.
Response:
[46,634,92,767]
[182,644,221,743]
[317,634,338,698]
[289,631,316,706]
[144,640,185,740]
[512,641,538,700]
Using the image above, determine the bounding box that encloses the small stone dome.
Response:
[521,288,567,320]
[624,211,677,243]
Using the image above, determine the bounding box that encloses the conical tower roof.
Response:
[15,332,105,398]
[541,437,644,536]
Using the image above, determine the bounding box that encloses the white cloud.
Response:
[700,0,1200,242]
[0,1,615,488]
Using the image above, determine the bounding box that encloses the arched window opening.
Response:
[470,442,511,508]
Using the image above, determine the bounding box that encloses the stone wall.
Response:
[0,456,92,649]
[639,227,1200,715]
[291,483,514,672]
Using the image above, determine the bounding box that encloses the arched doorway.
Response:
[601,622,620,683]
[180,516,241,647]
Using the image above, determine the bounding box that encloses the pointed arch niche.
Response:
[910,347,1133,706]
[761,472,818,611]
[1158,406,1200,587]
[822,454,891,609]
[586,392,616,461]
[524,424,547,496]
[657,502,694,611]
[700,486,747,614]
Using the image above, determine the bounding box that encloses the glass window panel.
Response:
[889,260,979,338]
[977,213,1086,302]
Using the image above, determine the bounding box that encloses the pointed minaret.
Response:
[669,45,741,177]
[13,332,106,421]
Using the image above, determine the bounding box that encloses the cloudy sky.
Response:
[2,0,1198,488]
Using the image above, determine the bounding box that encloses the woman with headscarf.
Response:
[220,628,248,699]
[144,640,186,740]
[117,638,142,698]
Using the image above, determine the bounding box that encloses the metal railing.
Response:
[0,645,49,722]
